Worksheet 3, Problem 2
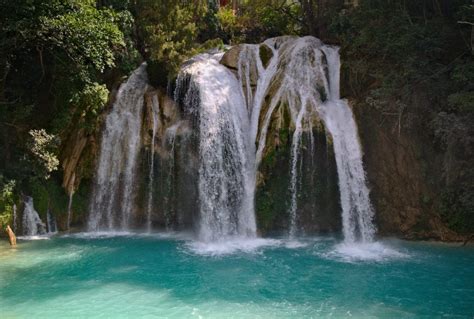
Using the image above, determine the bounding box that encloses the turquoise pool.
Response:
[0,233,473,318]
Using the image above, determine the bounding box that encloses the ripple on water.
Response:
[0,235,472,318]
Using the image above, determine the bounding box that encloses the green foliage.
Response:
[217,6,241,42]
[241,0,302,38]
[0,0,135,198]
[38,1,125,75]
[28,129,60,180]
[70,83,109,133]
[441,184,474,234]
[200,0,221,42]
[30,177,69,218]
[214,0,302,43]
[0,178,16,229]
[136,0,206,84]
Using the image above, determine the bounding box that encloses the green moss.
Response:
[440,187,474,234]
[30,178,68,218]
[256,190,275,232]
[259,44,273,68]
[30,181,50,217]
[71,180,92,217]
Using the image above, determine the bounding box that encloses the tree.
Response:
[135,0,207,86]
[0,0,134,191]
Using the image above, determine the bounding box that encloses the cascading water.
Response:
[88,64,149,231]
[12,204,17,232]
[176,53,257,242]
[238,39,279,147]
[46,208,57,234]
[22,197,46,236]
[67,193,73,230]
[319,47,376,243]
[234,36,375,242]
[237,37,329,237]
[162,122,182,228]
[146,95,160,232]
[83,36,374,243]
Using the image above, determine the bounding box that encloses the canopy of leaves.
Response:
[0,0,135,198]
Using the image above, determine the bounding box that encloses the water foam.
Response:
[185,237,281,256]
[323,241,409,263]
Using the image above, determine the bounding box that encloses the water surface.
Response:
[0,234,472,318]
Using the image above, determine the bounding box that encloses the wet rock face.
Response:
[354,103,461,241]
[220,46,241,70]
[136,88,197,230]
[256,126,341,235]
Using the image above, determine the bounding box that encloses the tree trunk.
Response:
[6,225,16,246]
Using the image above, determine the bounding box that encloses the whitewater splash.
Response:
[88,64,149,231]
[176,53,257,242]
[22,197,46,236]
[186,237,281,256]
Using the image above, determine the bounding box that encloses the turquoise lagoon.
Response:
[0,234,473,318]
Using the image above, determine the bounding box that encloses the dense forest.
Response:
[0,0,473,237]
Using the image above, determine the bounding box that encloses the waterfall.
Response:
[12,204,17,232]
[22,197,46,236]
[163,122,180,228]
[177,53,257,242]
[46,208,57,234]
[237,37,328,236]
[146,94,160,232]
[233,36,375,242]
[82,37,374,242]
[319,47,376,243]
[67,192,73,230]
[88,64,149,231]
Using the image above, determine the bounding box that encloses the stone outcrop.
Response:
[220,46,241,70]
[355,102,462,241]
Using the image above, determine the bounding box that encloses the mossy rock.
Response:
[259,44,273,69]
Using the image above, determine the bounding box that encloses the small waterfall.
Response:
[88,64,149,231]
[22,197,46,236]
[12,204,17,232]
[177,53,256,242]
[67,192,73,230]
[320,47,376,243]
[163,122,181,228]
[146,95,160,232]
[238,38,328,236]
[46,208,57,234]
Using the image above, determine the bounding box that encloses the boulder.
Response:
[220,46,241,70]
